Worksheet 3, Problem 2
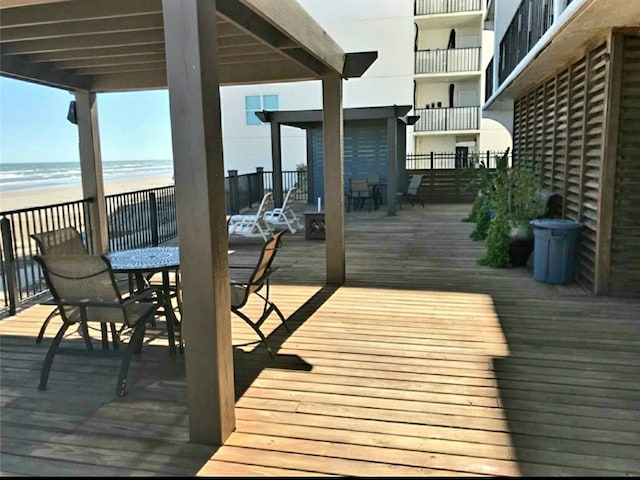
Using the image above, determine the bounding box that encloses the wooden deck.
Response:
[1,203,639,476]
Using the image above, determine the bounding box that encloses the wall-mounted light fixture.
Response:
[602,52,611,62]
[66,100,77,124]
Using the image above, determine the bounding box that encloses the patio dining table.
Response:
[105,246,182,354]
[105,246,235,354]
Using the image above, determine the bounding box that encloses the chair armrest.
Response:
[122,287,163,306]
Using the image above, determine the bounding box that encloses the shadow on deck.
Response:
[1,203,638,476]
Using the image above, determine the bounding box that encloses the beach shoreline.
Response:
[0,175,174,212]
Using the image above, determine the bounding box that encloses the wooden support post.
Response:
[386,116,398,216]
[594,32,623,295]
[1,218,18,315]
[270,122,283,208]
[322,74,345,285]
[149,192,159,246]
[228,170,239,213]
[74,91,108,254]
[163,0,235,446]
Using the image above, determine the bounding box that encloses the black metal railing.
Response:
[262,170,308,201]
[106,185,178,252]
[406,150,510,170]
[0,168,309,316]
[415,47,481,74]
[0,199,94,315]
[485,57,494,101]
[413,106,479,131]
[498,0,554,85]
[415,0,481,15]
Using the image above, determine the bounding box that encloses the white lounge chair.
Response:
[228,192,274,241]
[264,187,304,234]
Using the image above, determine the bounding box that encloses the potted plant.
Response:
[478,163,547,268]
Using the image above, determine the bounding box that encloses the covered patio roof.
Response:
[0,0,377,90]
[0,0,377,446]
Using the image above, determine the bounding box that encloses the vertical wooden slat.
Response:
[594,32,623,295]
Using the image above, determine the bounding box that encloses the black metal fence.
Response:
[406,150,510,170]
[0,199,94,315]
[0,169,308,316]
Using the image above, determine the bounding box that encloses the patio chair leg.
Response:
[116,321,147,397]
[232,309,275,357]
[36,307,60,344]
[38,323,70,391]
[79,322,94,351]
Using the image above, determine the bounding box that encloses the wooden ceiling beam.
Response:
[0,0,162,27]
[52,53,166,69]
[27,44,165,63]
[0,30,165,55]
[0,52,91,90]
[0,13,164,42]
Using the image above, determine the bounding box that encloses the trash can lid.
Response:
[530,218,582,230]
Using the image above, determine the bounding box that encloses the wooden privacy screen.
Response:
[512,38,619,294]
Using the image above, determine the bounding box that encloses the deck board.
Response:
[1,203,639,476]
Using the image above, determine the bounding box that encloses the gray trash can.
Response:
[530,219,582,285]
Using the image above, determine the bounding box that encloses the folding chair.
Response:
[228,192,274,241]
[229,230,288,357]
[264,187,304,234]
[33,254,161,397]
[399,174,425,208]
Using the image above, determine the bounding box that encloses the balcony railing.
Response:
[485,57,494,101]
[498,0,554,85]
[413,106,479,132]
[415,0,481,15]
[415,47,481,74]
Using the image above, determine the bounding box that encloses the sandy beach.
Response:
[0,174,174,212]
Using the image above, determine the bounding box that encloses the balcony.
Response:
[415,47,481,75]
[498,0,554,85]
[413,106,479,132]
[415,0,482,16]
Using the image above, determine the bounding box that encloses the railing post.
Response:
[228,170,239,214]
[256,167,264,198]
[1,217,18,315]
[149,191,159,246]
[430,151,434,169]
[486,150,490,168]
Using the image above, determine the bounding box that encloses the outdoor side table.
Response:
[304,211,325,240]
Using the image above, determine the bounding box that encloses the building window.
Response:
[245,94,279,125]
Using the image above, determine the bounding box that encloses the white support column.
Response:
[74,91,108,254]
[322,74,345,285]
[162,0,235,445]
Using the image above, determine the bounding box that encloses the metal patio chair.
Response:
[229,229,288,357]
[347,177,375,212]
[399,174,425,208]
[33,254,161,397]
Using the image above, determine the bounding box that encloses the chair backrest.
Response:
[281,187,297,209]
[246,230,286,296]
[407,174,423,195]
[350,178,370,196]
[255,192,273,217]
[34,254,129,324]
[31,227,88,255]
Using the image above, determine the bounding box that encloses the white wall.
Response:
[220,0,414,174]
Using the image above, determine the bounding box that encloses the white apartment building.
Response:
[221,0,510,174]
[483,0,640,296]
[413,0,510,166]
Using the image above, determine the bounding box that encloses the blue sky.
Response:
[0,77,173,164]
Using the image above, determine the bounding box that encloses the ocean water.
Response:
[0,159,174,193]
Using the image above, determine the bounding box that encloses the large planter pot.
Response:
[508,237,534,267]
[508,219,534,267]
